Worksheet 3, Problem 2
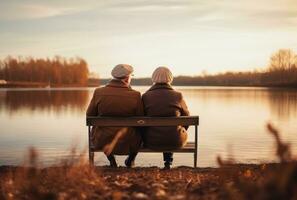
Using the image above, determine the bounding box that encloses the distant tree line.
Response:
[0,56,89,86]
[1,49,296,87]
[99,49,297,87]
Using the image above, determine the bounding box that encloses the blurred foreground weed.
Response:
[1,147,106,200]
[215,123,297,200]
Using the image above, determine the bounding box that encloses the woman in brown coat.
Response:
[142,67,190,169]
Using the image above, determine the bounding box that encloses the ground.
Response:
[1,162,296,200]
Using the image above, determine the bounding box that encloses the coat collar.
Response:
[148,83,174,91]
[106,79,131,89]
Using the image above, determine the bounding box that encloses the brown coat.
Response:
[142,83,190,150]
[86,79,143,155]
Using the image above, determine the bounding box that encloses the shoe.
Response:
[125,157,135,168]
[108,155,118,168]
[110,160,118,168]
[163,162,171,170]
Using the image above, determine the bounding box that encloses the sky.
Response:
[0,0,297,78]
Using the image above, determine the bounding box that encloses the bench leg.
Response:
[88,126,94,166]
[89,151,94,165]
[194,152,197,168]
[194,124,198,168]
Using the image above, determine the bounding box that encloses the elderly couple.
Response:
[86,64,189,169]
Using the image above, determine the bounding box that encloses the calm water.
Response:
[0,86,297,167]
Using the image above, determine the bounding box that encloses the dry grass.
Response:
[0,123,297,200]
[215,123,297,200]
[0,148,106,200]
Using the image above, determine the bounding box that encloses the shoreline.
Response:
[0,82,92,88]
[1,84,297,89]
[1,79,297,89]
[0,162,273,170]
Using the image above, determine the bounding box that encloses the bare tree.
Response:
[269,49,295,71]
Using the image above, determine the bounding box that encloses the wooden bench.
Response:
[86,116,199,167]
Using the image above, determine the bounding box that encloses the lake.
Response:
[0,86,297,167]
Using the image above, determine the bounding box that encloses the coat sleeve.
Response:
[86,89,98,116]
[180,93,190,116]
[180,93,190,130]
[135,92,144,116]
[135,92,145,137]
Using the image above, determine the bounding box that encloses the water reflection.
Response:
[0,87,297,167]
[175,87,297,120]
[0,87,297,120]
[267,89,297,120]
[0,89,90,116]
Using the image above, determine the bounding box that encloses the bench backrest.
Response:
[86,116,199,127]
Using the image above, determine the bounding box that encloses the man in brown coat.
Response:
[142,67,190,169]
[86,64,143,167]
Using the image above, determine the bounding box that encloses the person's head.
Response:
[152,66,173,84]
[111,64,134,85]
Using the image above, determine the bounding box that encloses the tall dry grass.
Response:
[0,147,106,200]
[215,123,297,200]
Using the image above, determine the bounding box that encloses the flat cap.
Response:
[152,66,173,84]
[111,64,134,79]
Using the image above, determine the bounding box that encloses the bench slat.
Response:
[91,142,196,153]
[87,116,199,126]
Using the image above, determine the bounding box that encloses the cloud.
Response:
[0,1,97,21]
[192,0,297,30]
[104,0,192,12]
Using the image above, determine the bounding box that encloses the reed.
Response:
[1,147,106,200]
[213,123,297,200]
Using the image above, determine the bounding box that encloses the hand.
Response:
[103,128,128,156]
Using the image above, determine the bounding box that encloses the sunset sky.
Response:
[0,0,297,78]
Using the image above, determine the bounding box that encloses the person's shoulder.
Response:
[94,86,103,92]
[129,87,139,93]
[142,90,148,99]
[129,88,142,96]
[93,86,107,94]
[142,88,153,97]
[171,89,183,99]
